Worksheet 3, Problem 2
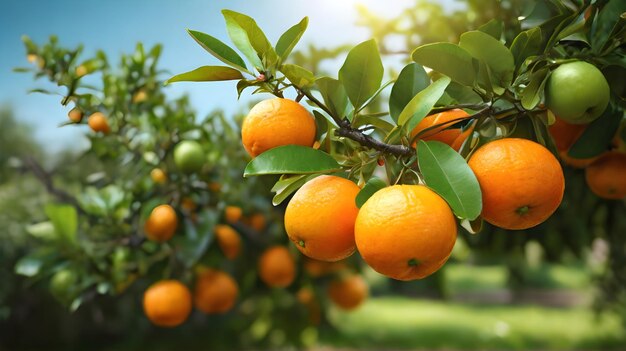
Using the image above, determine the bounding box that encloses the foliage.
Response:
[169,0,626,326]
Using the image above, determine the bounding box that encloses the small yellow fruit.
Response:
[68,108,83,123]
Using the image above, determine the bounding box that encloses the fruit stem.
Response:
[408,258,420,267]
[516,205,530,216]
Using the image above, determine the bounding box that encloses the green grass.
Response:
[321,297,626,350]
[445,263,591,292]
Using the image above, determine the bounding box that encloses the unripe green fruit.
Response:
[545,61,610,124]
[50,269,77,302]
[174,140,204,173]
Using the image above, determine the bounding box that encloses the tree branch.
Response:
[335,119,414,156]
[293,86,415,157]
[20,157,86,215]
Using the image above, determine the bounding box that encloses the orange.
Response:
[225,206,242,224]
[468,138,565,230]
[328,275,368,310]
[585,152,626,199]
[296,287,322,325]
[68,108,83,123]
[150,168,167,184]
[248,213,266,232]
[285,175,360,262]
[144,204,178,242]
[549,117,587,152]
[411,109,471,150]
[75,65,88,77]
[133,89,148,103]
[194,269,238,314]
[355,185,457,280]
[296,287,315,305]
[143,280,192,327]
[215,224,242,260]
[181,197,197,212]
[88,112,110,134]
[303,258,346,278]
[242,98,316,157]
[208,182,221,192]
[559,151,599,169]
[450,126,473,151]
[258,246,296,288]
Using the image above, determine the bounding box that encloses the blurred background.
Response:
[1,0,625,350]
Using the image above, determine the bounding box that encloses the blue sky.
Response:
[1,0,456,152]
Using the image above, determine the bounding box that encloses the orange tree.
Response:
[9,36,365,349]
[168,0,626,318]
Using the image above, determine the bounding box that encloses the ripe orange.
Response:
[225,206,242,224]
[248,213,266,232]
[150,168,167,184]
[559,151,599,169]
[585,152,626,199]
[68,108,83,123]
[296,287,322,325]
[411,109,471,150]
[208,182,221,192]
[549,117,587,152]
[144,204,178,242]
[75,65,88,77]
[88,112,110,134]
[132,89,148,104]
[181,197,197,212]
[194,269,238,314]
[258,246,296,288]
[303,258,346,278]
[242,98,316,157]
[285,175,360,262]
[468,138,565,230]
[328,275,368,310]
[215,224,242,260]
[143,280,192,327]
[355,185,457,281]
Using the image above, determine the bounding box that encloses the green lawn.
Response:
[321,297,626,350]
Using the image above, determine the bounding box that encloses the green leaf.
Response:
[459,31,515,92]
[568,105,622,158]
[478,19,503,39]
[175,212,217,268]
[236,79,263,99]
[355,177,387,208]
[244,145,342,177]
[275,17,308,62]
[271,174,317,206]
[165,66,243,84]
[186,30,248,72]
[26,221,57,241]
[45,204,77,244]
[591,1,626,52]
[412,43,476,86]
[280,64,315,87]
[460,217,483,234]
[316,77,349,118]
[353,115,395,133]
[520,68,549,110]
[222,10,278,70]
[15,256,45,277]
[398,76,451,132]
[510,28,542,70]
[417,141,482,220]
[339,39,384,110]
[389,63,430,123]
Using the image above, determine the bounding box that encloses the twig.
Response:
[20,157,86,215]
[335,119,413,156]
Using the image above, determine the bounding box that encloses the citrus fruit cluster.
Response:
[240,98,573,281]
